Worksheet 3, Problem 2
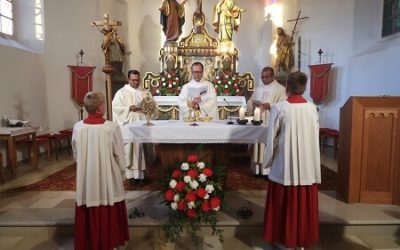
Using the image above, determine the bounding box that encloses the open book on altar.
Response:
[188,85,208,98]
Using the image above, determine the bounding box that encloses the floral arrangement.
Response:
[161,153,226,244]
[212,70,243,96]
[154,69,182,96]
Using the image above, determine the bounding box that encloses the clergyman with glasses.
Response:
[177,62,218,120]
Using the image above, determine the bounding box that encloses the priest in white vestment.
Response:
[177,62,218,120]
[262,71,320,248]
[247,67,286,176]
[112,69,149,183]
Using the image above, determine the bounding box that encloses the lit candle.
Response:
[254,107,260,122]
[239,107,245,120]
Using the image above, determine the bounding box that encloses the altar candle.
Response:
[254,107,260,121]
[239,107,245,120]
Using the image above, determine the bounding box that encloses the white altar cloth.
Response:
[121,120,267,144]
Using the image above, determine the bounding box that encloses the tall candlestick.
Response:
[254,107,260,122]
[239,107,245,120]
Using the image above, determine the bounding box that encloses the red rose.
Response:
[164,189,175,202]
[201,201,210,213]
[177,201,186,211]
[185,192,197,202]
[202,167,213,177]
[210,197,221,209]
[175,181,186,192]
[223,89,230,94]
[196,188,207,198]
[172,169,183,179]
[187,209,197,218]
[187,154,199,163]
[187,169,198,179]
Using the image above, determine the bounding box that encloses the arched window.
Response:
[382,0,400,37]
[0,0,13,36]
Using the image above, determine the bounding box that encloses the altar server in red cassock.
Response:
[72,91,129,250]
[263,71,321,249]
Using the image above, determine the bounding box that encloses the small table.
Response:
[0,127,38,179]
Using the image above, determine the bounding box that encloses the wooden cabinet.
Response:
[338,96,400,205]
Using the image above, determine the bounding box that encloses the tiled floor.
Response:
[0,148,399,249]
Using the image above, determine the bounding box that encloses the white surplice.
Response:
[112,84,148,179]
[72,121,126,207]
[177,79,218,120]
[263,101,321,186]
[246,80,287,175]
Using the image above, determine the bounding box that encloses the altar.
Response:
[121,120,267,167]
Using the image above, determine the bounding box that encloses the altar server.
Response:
[263,71,321,249]
[247,67,286,176]
[72,91,129,250]
[178,62,218,120]
[112,69,149,185]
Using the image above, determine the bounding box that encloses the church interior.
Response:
[0,0,400,249]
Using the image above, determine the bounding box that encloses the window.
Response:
[35,0,43,40]
[0,0,13,36]
[382,0,400,37]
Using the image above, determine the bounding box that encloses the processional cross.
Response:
[287,11,309,71]
[92,14,123,120]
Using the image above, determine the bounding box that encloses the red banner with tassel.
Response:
[68,66,95,106]
[308,63,333,105]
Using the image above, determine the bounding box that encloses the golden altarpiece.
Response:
[143,8,254,120]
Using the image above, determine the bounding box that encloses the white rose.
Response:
[228,81,232,85]
[218,80,221,84]
[168,74,171,78]
[204,194,209,200]
[232,77,236,80]
[184,175,191,183]
[236,89,239,93]
[197,162,205,169]
[168,83,172,88]
[173,82,176,85]
[224,74,228,79]
[224,84,228,89]
[169,179,177,189]
[170,202,178,210]
[213,206,220,211]
[188,201,195,209]
[175,77,179,80]
[162,82,166,87]
[198,173,207,182]
[216,76,220,80]
[156,89,160,94]
[174,194,180,202]
[205,184,214,193]
[190,180,199,189]
[161,77,166,81]
[181,162,189,170]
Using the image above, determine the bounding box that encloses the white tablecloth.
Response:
[121,120,267,144]
[154,96,246,107]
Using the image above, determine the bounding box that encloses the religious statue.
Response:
[180,57,192,83]
[92,14,124,64]
[205,58,215,81]
[275,27,294,79]
[101,29,125,63]
[212,0,245,42]
[159,0,187,43]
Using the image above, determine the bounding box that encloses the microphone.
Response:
[223,98,234,125]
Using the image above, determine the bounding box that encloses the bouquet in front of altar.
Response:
[212,70,242,96]
[155,69,182,96]
[161,154,226,244]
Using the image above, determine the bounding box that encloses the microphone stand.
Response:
[223,98,234,125]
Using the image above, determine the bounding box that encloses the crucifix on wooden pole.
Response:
[92,13,122,120]
[287,11,309,72]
